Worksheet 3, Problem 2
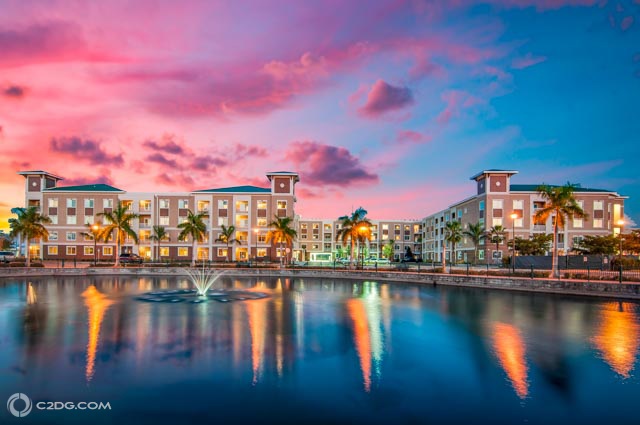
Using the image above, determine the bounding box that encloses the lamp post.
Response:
[510,213,518,273]
[617,219,625,272]
[357,225,367,270]
[91,224,100,267]
[253,228,259,261]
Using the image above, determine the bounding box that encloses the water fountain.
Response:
[137,264,268,303]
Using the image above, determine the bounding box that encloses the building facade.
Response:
[18,170,299,262]
[18,169,626,264]
[421,170,626,263]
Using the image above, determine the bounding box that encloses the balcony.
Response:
[533,224,546,231]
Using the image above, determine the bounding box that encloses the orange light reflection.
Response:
[82,286,114,383]
[591,303,639,379]
[347,299,372,392]
[492,322,529,399]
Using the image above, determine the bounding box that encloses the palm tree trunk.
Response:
[442,240,447,273]
[227,241,231,262]
[25,237,31,267]
[552,215,559,279]
[191,240,197,267]
[115,233,121,267]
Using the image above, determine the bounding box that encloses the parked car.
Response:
[364,256,391,265]
[401,256,423,263]
[0,251,16,263]
[119,253,143,264]
[337,258,352,265]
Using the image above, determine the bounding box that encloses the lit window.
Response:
[257,218,267,227]
[66,246,76,255]
[103,199,113,208]
[218,200,228,209]
[594,200,603,210]
[140,200,152,211]
[159,199,170,208]
[277,200,287,209]
[492,218,503,227]
[84,246,94,256]
[593,218,603,228]
[573,218,583,228]
[85,216,94,225]
[48,198,58,208]
[257,200,267,209]
[178,247,189,257]
[48,246,58,255]
[217,248,228,257]
[512,200,523,209]
[159,216,169,226]
[49,232,58,241]
[102,247,113,256]
[492,199,503,209]
[257,248,267,257]
[217,217,228,226]
[159,247,169,257]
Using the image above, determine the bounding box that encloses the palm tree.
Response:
[97,202,139,267]
[214,224,241,262]
[336,207,372,265]
[149,225,170,261]
[177,210,207,266]
[463,221,486,265]
[382,239,395,261]
[9,206,51,267]
[445,221,463,266]
[266,216,297,266]
[487,225,507,262]
[534,183,587,278]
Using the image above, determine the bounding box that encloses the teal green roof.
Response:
[194,185,271,193]
[45,184,123,192]
[510,184,614,193]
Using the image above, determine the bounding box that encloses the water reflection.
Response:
[82,285,114,382]
[491,322,529,399]
[2,277,640,425]
[591,302,639,379]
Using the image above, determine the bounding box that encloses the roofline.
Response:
[510,187,626,197]
[266,171,300,183]
[43,188,125,193]
[17,170,65,180]
[469,170,518,181]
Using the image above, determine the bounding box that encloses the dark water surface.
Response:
[0,276,639,424]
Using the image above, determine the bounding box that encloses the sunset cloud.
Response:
[49,137,124,167]
[285,141,378,186]
[358,80,414,118]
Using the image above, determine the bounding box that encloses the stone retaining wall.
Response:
[1,267,639,300]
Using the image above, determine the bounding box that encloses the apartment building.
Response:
[422,170,626,263]
[294,218,422,262]
[18,168,626,264]
[18,170,299,262]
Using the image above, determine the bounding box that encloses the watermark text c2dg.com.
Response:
[7,393,111,418]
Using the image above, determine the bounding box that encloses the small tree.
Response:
[98,202,139,267]
[382,240,394,260]
[463,221,486,264]
[336,207,372,265]
[177,210,207,266]
[266,216,297,265]
[445,221,463,266]
[487,225,507,261]
[149,225,170,261]
[534,183,587,278]
[215,224,241,262]
[572,235,618,255]
[9,206,51,267]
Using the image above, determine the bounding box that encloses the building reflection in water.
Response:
[245,298,268,385]
[82,285,114,383]
[591,302,639,379]
[491,322,529,399]
[347,281,386,392]
[27,283,37,305]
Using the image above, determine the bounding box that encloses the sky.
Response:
[1,0,639,230]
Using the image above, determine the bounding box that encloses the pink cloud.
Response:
[49,136,124,167]
[394,130,432,145]
[437,90,484,125]
[511,53,547,69]
[2,84,27,98]
[621,16,634,31]
[285,141,379,187]
[357,80,414,118]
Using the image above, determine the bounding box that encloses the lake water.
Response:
[0,275,639,424]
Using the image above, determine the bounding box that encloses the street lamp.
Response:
[253,228,259,262]
[91,224,100,267]
[357,225,367,269]
[617,218,625,262]
[510,213,518,273]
